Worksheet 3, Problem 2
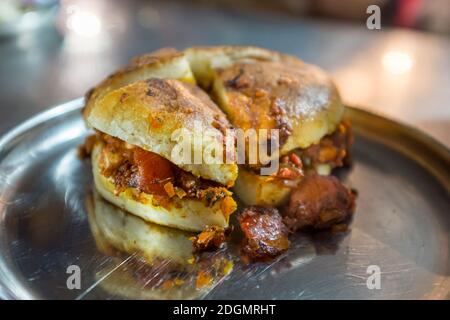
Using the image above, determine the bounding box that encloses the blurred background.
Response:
[0,0,448,146]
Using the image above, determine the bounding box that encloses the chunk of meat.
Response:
[283,175,356,232]
[175,170,204,197]
[175,170,222,196]
[238,207,290,261]
[191,226,230,253]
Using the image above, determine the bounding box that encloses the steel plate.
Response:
[0,98,449,300]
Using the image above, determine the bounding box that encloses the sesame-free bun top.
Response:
[185,46,344,154]
[83,48,196,120]
[87,78,238,187]
[84,46,343,184]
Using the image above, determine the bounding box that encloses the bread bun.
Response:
[84,45,346,223]
[86,192,233,299]
[87,78,238,186]
[186,46,344,153]
[83,48,195,120]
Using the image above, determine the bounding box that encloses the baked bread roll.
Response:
[85,77,237,231]
[83,45,351,222]
[86,192,232,299]
[185,46,348,206]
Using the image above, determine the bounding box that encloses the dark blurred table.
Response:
[0,0,448,146]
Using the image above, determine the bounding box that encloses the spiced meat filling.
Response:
[89,132,230,205]
[245,119,352,179]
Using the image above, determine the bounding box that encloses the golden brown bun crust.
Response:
[84,45,343,185]
[87,78,238,186]
[83,48,195,120]
[185,45,309,88]
[185,46,344,153]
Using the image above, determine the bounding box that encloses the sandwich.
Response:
[82,45,355,251]
[185,46,352,206]
[83,49,238,232]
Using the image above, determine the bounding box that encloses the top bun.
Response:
[185,46,344,153]
[83,48,195,120]
[87,78,238,187]
[84,46,343,184]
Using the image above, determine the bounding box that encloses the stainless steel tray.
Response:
[0,98,449,300]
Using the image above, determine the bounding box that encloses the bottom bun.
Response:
[86,192,233,300]
[86,191,195,267]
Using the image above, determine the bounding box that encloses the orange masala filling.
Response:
[89,133,234,211]
[247,120,352,180]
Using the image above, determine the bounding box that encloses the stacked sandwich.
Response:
[185,47,351,208]
[82,46,355,261]
[83,48,238,232]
